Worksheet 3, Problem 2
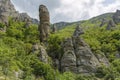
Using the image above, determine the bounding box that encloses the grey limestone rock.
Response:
[113,10,120,24]
[39,5,50,42]
[61,25,109,74]
[106,19,116,30]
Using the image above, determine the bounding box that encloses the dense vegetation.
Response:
[0,13,120,80]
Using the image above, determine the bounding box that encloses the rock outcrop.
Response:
[39,45,49,63]
[99,18,107,27]
[113,10,120,24]
[61,25,109,74]
[0,0,38,26]
[52,24,57,33]
[61,38,77,73]
[32,43,49,64]
[0,0,18,23]
[106,20,116,30]
[39,5,50,42]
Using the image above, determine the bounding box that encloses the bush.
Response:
[48,35,63,59]
[32,59,55,80]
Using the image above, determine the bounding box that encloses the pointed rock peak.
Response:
[73,25,84,37]
[113,9,120,24]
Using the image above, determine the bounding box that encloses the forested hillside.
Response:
[0,0,120,80]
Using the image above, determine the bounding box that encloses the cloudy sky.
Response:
[11,0,120,23]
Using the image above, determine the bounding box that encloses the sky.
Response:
[11,0,120,23]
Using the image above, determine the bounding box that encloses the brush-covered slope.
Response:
[0,0,120,79]
[54,12,114,30]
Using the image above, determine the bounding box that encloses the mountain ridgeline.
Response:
[0,0,120,80]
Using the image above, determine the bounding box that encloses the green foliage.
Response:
[0,12,120,80]
[6,19,39,43]
[58,72,75,80]
[95,66,108,78]
[24,24,39,43]
[52,24,76,39]
[0,23,5,28]
[76,75,97,80]
[31,59,55,80]
[6,20,25,39]
[48,35,63,59]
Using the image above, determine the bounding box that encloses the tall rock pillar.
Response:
[39,5,50,42]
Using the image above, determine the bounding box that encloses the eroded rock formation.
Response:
[61,38,77,73]
[61,25,109,73]
[0,0,38,26]
[52,24,57,33]
[0,0,18,23]
[32,43,49,64]
[99,18,107,27]
[113,10,120,24]
[106,20,116,30]
[39,5,50,42]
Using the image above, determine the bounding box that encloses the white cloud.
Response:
[11,0,120,23]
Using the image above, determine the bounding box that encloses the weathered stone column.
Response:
[39,5,50,42]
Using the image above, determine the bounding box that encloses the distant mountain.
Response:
[53,22,72,30]
[53,12,114,30]
[89,13,114,23]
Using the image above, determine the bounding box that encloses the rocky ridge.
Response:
[0,0,38,25]
[37,4,110,74]
[113,10,120,24]
[61,25,109,73]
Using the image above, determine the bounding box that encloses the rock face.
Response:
[39,5,50,42]
[61,38,77,73]
[0,0,18,23]
[106,20,116,30]
[0,0,38,25]
[99,18,107,27]
[95,53,109,66]
[39,45,49,63]
[113,10,120,24]
[52,24,57,33]
[61,25,109,73]
[32,44,49,63]
[73,25,84,37]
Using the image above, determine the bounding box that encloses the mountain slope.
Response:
[0,0,120,80]
[54,12,114,30]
